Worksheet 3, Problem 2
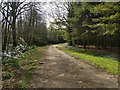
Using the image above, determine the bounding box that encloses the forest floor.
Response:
[2,46,47,88]
[29,45,118,88]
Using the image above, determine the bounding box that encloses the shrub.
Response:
[2,72,13,80]
[2,38,33,59]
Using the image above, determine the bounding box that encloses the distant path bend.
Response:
[30,45,118,88]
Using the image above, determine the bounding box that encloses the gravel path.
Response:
[30,45,118,88]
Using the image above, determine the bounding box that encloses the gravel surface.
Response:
[29,45,118,88]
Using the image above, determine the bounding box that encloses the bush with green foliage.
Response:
[2,38,33,59]
[2,72,13,80]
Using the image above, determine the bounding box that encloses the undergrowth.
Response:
[2,46,47,88]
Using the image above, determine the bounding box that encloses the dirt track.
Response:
[30,45,118,88]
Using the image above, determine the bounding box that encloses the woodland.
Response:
[0,1,120,88]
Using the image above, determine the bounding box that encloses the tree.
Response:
[1,1,31,48]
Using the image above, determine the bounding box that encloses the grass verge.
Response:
[59,45,119,75]
[2,46,47,88]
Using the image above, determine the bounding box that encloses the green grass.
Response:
[2,46,47,88]
[60,46,119,75]
[57,45,62,48]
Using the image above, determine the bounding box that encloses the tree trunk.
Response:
[96,37,100,50]
[7,24,10,49]
[68,27,72,46]
[0,25,2,90]
[104,37,107,49]
[12,16,17,47]
[83,40,86,49]
[3,22,8,51]
[87,40,89,49]
[0,26,2,53]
